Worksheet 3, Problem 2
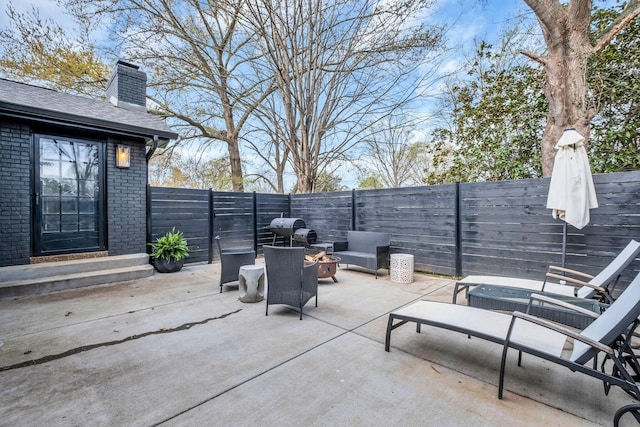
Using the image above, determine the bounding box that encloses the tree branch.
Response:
[520,49,547,66]
[594,1,640,53]
[524,0,566,37]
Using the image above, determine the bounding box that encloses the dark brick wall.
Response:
[0,121,32,266]
[106,138,148,254]
[0,120,149,266]
[105,61,147,107]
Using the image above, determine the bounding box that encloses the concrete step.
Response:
[0,253,150,282]
[0,254,154,298]
[0,265,155,299]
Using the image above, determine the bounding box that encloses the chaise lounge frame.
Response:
[452,239,640,304]
[386,271,640,402]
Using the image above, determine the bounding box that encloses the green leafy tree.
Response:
[290,172,346,193]
[588,5,640,173]
[428,3,640,185]
[357,175,384,190]
[0,3,110,97]
[522,0,640,176]
[429,41,547,184]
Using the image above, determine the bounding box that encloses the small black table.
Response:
[468,284,601,329]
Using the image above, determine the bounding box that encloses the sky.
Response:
[0,1,68,28]
[0,0,534,189]
[0,0,529,54]
[0,0,533,102]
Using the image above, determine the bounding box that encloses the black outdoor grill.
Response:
[269,217,307,246]
[292,228,317,246]
[268,217,319,247]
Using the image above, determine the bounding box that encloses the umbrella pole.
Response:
[562,222,567,269]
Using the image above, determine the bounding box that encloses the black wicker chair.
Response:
[216,235,255,293]
[264,246,318,320]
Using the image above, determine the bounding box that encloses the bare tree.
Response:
[62,0,276,192]
[242,95,291,193]
[522,0,640,176]
[244,0,445,193]
[358,116,428,188]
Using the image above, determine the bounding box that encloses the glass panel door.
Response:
[34,135,105,255]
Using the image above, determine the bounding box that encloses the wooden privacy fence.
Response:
[148,170,640,288]
[147,188,288,263]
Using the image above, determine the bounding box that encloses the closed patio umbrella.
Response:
[546,128,598,266]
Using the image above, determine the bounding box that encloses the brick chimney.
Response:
[106,60,147,112]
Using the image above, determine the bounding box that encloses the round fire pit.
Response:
[306,256,341,282]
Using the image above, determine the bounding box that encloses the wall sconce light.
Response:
[116,144,131,168]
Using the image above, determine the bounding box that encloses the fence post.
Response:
[208,189,214,264]
[253,191,258,253]
[146,184,152,255]
[455,181,462,277]
[351,189,356,231]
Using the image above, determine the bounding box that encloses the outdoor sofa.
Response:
[333,231,390,278]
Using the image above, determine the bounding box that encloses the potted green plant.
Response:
[149,228,190,273]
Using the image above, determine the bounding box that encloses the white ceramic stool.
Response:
[390,254,414,284]
[238,265,265,303]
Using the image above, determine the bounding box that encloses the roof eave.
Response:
[0,102,179,141]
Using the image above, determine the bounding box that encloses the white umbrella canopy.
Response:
[546,128,599,230]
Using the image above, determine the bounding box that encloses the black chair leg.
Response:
[614,404,640,427]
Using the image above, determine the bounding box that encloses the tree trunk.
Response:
[539,42,592,176]
[227,139,244,192]
[291,133,315,194]
[524,0,594,177]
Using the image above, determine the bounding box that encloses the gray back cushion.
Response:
[572,272,640,364]
[347,231,390,253]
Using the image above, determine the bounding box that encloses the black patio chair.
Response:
[263,245,318,320]
[216,235,255,293]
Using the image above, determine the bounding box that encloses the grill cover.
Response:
[293,228,317,245]
[269,218,306,237]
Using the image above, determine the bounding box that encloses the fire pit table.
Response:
[306,255,341,282]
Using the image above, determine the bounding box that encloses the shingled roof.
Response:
[0,78,178,141]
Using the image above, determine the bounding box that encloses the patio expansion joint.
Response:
[0,309,242,373]
[155,294,435,422]
[152,326,355,426]
[155,294,450,426]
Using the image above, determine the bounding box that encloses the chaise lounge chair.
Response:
[453,239,640,304]
[386,271,640,402]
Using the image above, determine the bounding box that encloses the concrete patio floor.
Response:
[0,260,638,426]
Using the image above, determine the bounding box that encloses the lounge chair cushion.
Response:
[390,301,566,357]
[456,240,640,301]
[572,274,640,364]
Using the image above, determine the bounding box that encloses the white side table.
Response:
[390,254,414,284]
[238,265,265,303]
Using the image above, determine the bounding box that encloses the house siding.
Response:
[106,138,148,255]
[0,121,32,266]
